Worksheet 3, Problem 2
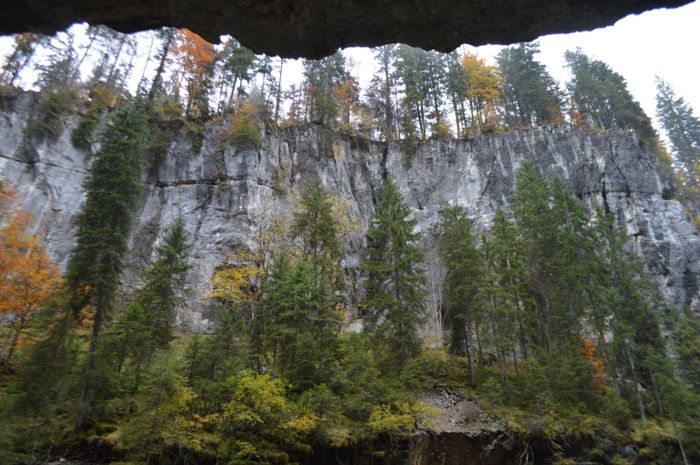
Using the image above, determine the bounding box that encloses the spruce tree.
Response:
[263,255,339,390]
[486,208,534,366]
[436,207,481,379]
[362,178,424,368]
[136,218,190,350]
[291,179,341,275]
[655,77,700,187]
[496,42,562,127]
[104,218,190,388]
[565,49,657,145]
[64,105,149,429]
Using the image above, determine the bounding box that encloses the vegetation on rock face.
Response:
[1,24,700,465]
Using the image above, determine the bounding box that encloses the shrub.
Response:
[401,349,465,390]
[229,102,262,148]
[430,119,453,139]
[26,89,77,140]
[71,87,117,150]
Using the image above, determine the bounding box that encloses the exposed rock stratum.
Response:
[1,92,699,331]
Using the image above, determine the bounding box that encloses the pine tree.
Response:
[64,105,149,429]
[655,77,700,188]
[372,45,397,141]
[103,217,190,391]
[362,178,424,368]
[138,218,190,349]
[486,208,534,366]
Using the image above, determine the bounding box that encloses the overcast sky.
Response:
[1,1,698,130]
[329,0,700,129]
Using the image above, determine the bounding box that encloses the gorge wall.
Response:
[1,91,699,332]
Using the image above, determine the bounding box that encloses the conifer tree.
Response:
[436,207,481,379]
[655,77,700,188]
[496,42,562,127]
[565,49,657,145]
[372,45,397,140]
[487,208,533,363]
[362,178,424,368]
[64,105,149,428]
[291,179,341,275]
[302,52,349,125]
[105,218,190,386]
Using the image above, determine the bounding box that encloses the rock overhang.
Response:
[0,0,691,58]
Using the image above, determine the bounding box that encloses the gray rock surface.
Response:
[2,92,699,332]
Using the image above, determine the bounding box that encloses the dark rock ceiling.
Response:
[0,0,692,58]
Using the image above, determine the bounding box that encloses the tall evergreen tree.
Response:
[436,207,482,381]
[362,178,424,368]
[302,52,349,126]
[106,217,191,382]
[565,49,657,145]
[655,77,700,188]
[496,42,562,127]
[291,179,341,275]
[371,45,397,141]
[64,105,149,428]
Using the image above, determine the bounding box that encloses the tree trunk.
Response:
[274,58,284,124]
[148,29,175,104]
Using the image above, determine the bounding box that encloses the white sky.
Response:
[1,1,699,130]
[331,1,700,130]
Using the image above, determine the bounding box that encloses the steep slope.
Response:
[1,91,699,331]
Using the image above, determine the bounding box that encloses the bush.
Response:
[229,102,263,148]
[151,97,183,122]
[26,89,77,140]
[72,106,102,149]
[71,87,117,150]
[401,349,465,390]
[430,119,453,140]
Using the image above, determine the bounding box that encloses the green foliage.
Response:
[26,89,77,140]
[66,105,149,311]
[656,77,700,188]
[401,349,465,390]
[291,179,341,275]
[565,49,657,145]
[183,117,206,153]
[436,206,481,357]
[263,256,340,390]
[63,105,149,428]
[673,307,700,389]
[496,42,563,127]
[230,102,263,148]
[362,178,425,369]
[71,87,116,149]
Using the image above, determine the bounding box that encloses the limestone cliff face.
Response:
[2,92,699,331]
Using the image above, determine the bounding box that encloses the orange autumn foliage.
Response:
[578,338,606,389]
[0,187,62,359]
[173,29,215,76]
[334,78,360,125]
